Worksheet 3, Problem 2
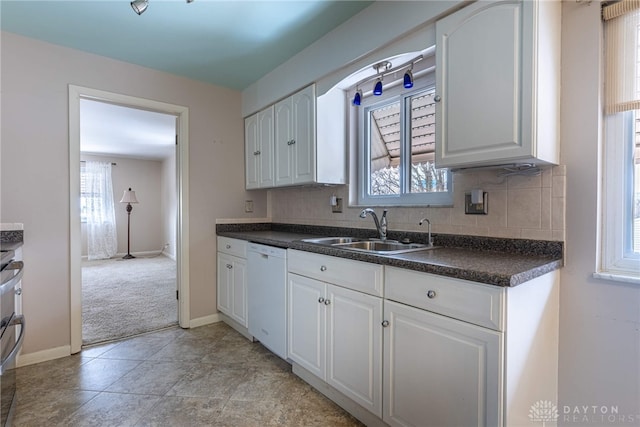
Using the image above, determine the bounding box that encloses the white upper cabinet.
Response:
[245,84,346,189]
[275,85,315,186]
[435,0,560,169]
[245,106,274,189]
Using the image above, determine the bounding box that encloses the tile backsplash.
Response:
[269,165,565,241]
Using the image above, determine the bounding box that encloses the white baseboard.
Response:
[162,249,176,260]
[189,313,221,328]
[81,251,166,261]
[17,345,71,368]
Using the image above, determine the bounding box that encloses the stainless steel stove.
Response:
[0,248,25,426]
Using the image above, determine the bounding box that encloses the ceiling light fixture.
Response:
[131,0,193,15]
[350,56,423,107]
[130,0,149,15]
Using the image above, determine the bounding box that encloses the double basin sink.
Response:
[301,237,439,255]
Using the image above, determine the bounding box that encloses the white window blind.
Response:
[603,0,640,114]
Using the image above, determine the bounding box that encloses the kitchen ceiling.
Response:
[0,0,373,91]
[2,1,373,160]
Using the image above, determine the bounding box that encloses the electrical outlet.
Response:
[245,200,254,213]
[332,198,343,213]
[465,192,488,215]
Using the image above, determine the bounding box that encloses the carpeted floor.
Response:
[82,255,178,346]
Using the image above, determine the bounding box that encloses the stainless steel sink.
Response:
[334,240,438,255]
[301,237,363,245]
[301,237,438,255]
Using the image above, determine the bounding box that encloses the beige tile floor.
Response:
[14,322,364,426]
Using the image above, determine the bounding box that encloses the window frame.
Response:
[356,71,453,207]
[596,111,640,283]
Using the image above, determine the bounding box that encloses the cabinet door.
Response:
[435,0,531,168]
[216,252,233,316]
[287,273,326,379]
[230,256,248,327]
[291,85,316,184]
[383,300,502,427]
[244,114,260,189]
[326,285,383,417]
[275,97,294,186]
[257,106,275,188]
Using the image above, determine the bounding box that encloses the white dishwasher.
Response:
[247,243,288,360]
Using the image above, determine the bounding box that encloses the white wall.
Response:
[0,31,268,355]
[80,154,166,257]
[558,1,640,421]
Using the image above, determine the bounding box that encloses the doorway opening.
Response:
[69,86,190,354]
[80,99,178,345]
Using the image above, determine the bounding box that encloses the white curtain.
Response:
[85,161,117,260]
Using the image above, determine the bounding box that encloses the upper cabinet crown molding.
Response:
[435,0,561,169]
[245,84,346,190]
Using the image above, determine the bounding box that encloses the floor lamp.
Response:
[120,188,139,259]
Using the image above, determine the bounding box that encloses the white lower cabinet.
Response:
[382,300,502,427]
[217,238,248,328]
[288,271,383,417]
[287,252,559,427]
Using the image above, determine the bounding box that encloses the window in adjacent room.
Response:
[355,57,452,207]
[598,0,640,282]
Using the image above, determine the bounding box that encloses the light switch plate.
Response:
[465,192,488,215]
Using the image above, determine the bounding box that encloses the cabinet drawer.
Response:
[217,236,247,258]
[385,267,504,331]
[288,250,383,297]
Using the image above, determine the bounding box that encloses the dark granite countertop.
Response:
[216,223,563,287]
[0,229,23,251]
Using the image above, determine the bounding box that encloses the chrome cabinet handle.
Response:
[290,139,296,145]
[427,290,436,299]
[320,265,327,272]
[226,244,231,249]
[15,288,22,296]
[254,150,261,155]
[381,320,389,327]
[226,264,233,269]
[318,297,325,304]
[434,95,441,102]
[324,299,330,305]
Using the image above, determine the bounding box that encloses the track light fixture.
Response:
[131,0,193,15]
[350,56,423,107]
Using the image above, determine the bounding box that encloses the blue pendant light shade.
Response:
[373,78,383,96]
[403,69,414,89]
[352,89,363,106]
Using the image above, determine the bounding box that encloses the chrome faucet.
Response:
[360,208,388,241]
[418,218,434,247]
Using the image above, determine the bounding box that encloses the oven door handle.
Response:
[0,315,25,376]
[0,261,24,294]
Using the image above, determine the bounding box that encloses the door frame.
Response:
[68,85,190,353]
